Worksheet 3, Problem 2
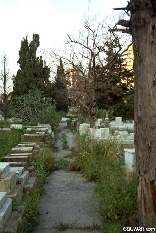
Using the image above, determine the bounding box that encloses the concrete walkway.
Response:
[32,122,102,233]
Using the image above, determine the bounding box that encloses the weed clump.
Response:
[61,133,69,149]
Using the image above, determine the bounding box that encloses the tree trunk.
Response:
[131,0,156,227]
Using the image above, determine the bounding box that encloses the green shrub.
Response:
[103,221,124,233]
[10,90,62,132]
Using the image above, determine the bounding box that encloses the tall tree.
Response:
[114,0,156,227]
[55,19,132,126]
[12,34,50,99]
[51,58,69,112]
[0,54,10,119]
[95,40,134,119]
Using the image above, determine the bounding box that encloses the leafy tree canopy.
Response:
[95,39,134,119]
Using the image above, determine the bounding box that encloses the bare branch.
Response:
[109,28,131,34]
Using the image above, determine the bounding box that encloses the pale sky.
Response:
[0,0,128,78]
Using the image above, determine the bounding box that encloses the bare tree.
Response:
[114,0,156,227]
[0,54,10,119]
[51,18,131,127]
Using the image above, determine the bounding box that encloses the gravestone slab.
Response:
[0,172,16,193]
[100,128,109,139]
[95,119,102,128]
[21,134,43,142]
[10,167,24,178]
[8,162,27,168]
[4,156,29,163]
[11,147,33,153]
[7,184,23,204]
[115,117,123,127]
[79,123,90,135]
[18,171,29,185]
[0,192,7,208]
[17,142,36,147]
[0,163,10,179]
[10,124,22,129]
[26,127,48,132]
[7,153,32,157]
[0,198,12,228]
[118,130,129,136]
[124,148,135,172]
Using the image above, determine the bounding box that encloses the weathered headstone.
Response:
[115,117,123,127]
[124,148,136,179]
[95,119,102,128]
[100,128,110,139]
[10,124,23,129]
[79,123,90,135]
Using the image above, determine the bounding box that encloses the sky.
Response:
[0,0,128,78]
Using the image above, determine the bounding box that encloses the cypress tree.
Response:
[12,34,50,99]
[51,58,69,112]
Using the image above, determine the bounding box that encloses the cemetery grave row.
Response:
[78,116,136,180]
[0,116,136,231]
[61,116,136,180]
[0,122,54,232]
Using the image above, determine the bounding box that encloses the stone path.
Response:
[32,122,102,233]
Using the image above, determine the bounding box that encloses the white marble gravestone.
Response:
[124,148,135,171]
[79,123,90,135]
[100,128,110,139]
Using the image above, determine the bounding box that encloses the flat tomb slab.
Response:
[0,198,12,228]
[3,156,29,162]
[7,184,23,204]
[10,167,24,178]
[7,153,32,156]
[8,162,27,169]
[36,132,45,135]
[1,209,24,232]
[21,134,43,142]
[17,143,37,147]
[0,163,10,178]
[0,172,16,193]
[26,127,48,131]
[18,171,29,185]
[11,147,33,152]
[0,192,7,208]
[10,124,22,129]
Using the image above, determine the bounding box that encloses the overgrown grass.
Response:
[32,147,55,183]
[61,133,69,149]
[0,121,10,128]
[0,128,25,160]
[71,134,137,232]
[55,157,69,170]
[17,146,55,233]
